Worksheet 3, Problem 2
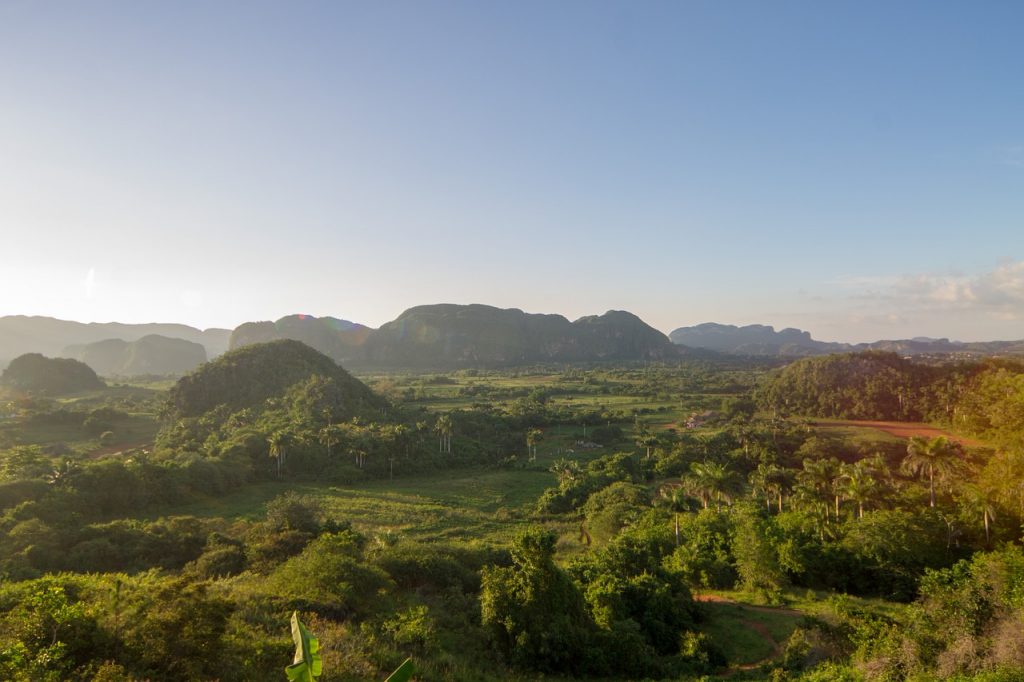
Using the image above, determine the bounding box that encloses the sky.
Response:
[1,0,1022,343]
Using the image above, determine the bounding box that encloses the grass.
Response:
[697,601,800,665]
[147,465,561,544]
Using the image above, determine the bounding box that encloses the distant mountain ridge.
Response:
[669,322,1024,357]
[0,315,230,369]
[229,306,682,367]
[359,305,680,367]
[5,311,1023,372]
[61,335,207,377]
[229,314,371,363]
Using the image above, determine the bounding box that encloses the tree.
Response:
[659,483,689,545]
[686,461,741,511]
[730,503,786,603]
[268,431,289,478]
[795,457,839,523]
[435,414,453,454]
[749,463,791,513]
[838,461,880,519]
[526,428,543,461]
[959,483,998,545]
[633,419,657,459]
[317,423,343,459]
[902,436,961,508]
[480,528,597,673]
[550,458,582,487]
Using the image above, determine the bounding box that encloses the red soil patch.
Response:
[85,439,153,459]
[694,593,801,616]
[810,419,982,447]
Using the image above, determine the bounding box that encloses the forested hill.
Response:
[166,339,383,418]
[759,351,1024,445]
[0,353,105,394]
[61,335,207,377]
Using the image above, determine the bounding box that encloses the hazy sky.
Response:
[1,1,1022,342]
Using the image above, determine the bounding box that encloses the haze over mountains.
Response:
[2,306,1023,376]
[669,323,1024,357]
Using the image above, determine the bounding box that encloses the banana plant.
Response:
[285,611,322,682]
[385,658,414,682]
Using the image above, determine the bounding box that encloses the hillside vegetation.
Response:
[0,353,105,395]
[166,339,382,418]
[2,350,1024,680]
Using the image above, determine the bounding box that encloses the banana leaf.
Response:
[285,611,323,681]
[384,657,414,682]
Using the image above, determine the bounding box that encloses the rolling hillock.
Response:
[166,339,382,418]
[0,353,106,394]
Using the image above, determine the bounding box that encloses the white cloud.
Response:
[843,260,1024,319]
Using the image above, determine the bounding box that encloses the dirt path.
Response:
[85,439,153,459]
[810,419,981,446]
[694,593,801,616]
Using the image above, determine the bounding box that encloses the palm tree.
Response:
[268,431,288,478]
[687,461,741,511]
[550,458,582,487]
[634,420,657,459]
[318,423,344,459]
[902,436,961,508]
[749,463,791,513]
[526,428,543,461]
[436,414,453,454]
[659,483,689,545]
[47,458,80,488]
[959,484,998,545]
[796,457,839,523]
[838,461,879,519]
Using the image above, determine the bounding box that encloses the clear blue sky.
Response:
[1,1,1022,342]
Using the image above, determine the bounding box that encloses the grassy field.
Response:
[697,600,802,666]
[150,465,565,545]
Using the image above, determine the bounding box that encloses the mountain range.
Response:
[2,308,1022,375]
[668,322,1024,357]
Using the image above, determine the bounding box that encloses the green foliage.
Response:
[166,340,381,419]
[271,531,391,617]
[731,503,787,603]
[480,527,600,674]
[285,611,322,682]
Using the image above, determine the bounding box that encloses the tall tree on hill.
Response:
[318,423,343,459]
[902,436,961,508]
[268,431,289,478]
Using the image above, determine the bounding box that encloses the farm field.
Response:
[809,418,984,446]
